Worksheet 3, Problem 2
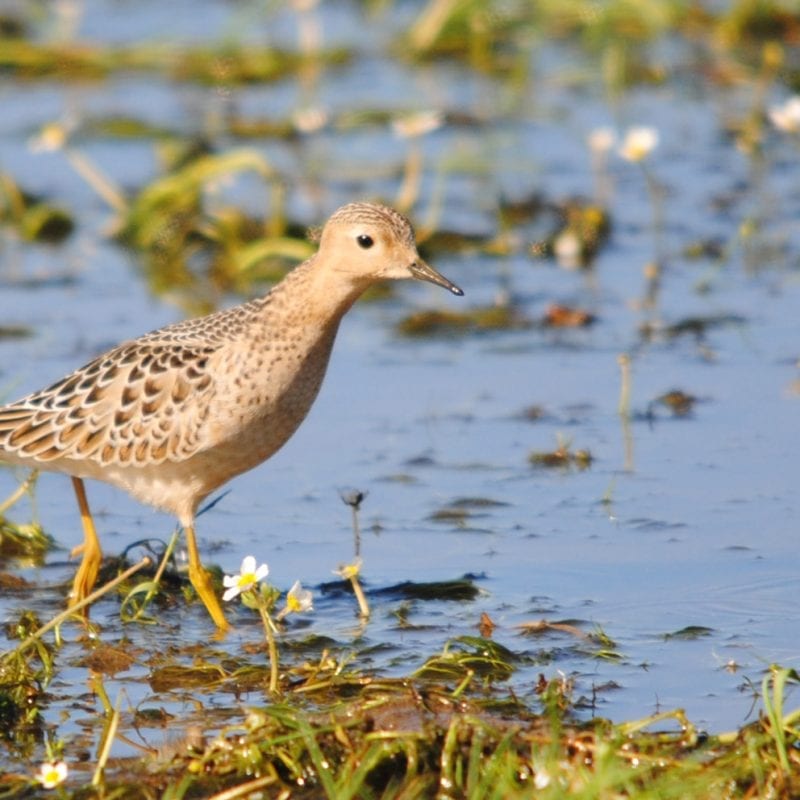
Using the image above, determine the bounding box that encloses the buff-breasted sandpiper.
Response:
[0,202,463,630]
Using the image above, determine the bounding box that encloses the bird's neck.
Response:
[266,255,373,328]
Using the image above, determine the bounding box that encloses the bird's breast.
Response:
[206,319,341,467]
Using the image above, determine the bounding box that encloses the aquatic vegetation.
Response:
[115,148,313,306]
[639,313,748,343]
[414,635,518,682]
[169,44,350,86]
[25,125,313,311]
[0,325,33,340]
[377,577,481,602]
[0,173,74,244]
[664,625,715,641]
[428,497,507,532]
[717,0,800,45]
[542,303,596,327]
[0,484,796,799]
[0,518,49,562]
[0,474,51,563]
[2,665,798,797]
[222,556,313,695]
[529,437,593,470]
[335,559,369,619]
[652,389,699,417]
[528,196,612,269]
[0,37,350,84]
[397,303,533,336]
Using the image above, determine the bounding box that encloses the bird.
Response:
[0,202,463,630]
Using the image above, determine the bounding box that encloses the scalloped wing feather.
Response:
[0,295,271,471]
[0,340,218,469]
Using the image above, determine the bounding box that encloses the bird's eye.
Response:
[356,234,374,249]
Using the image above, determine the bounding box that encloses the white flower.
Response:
[285,580,313,613]
[292,106,329,134]
[553,230,582,268]
[768,96,800,133]
[335,558,362,580]
[36,761,68,789]
[277,580,314,620]
[28,122,69,154]
[534,768,551,789]
[587,126,615,154]
[222,556,269,602]
[618,126,659,162]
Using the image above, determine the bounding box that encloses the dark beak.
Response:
[409,258,464,296]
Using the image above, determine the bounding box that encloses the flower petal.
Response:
[37,761,68,788]
[222,586,240,602]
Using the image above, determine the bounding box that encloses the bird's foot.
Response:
[68,546,102,612]
[188,562,229,633]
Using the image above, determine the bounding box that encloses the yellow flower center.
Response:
[341,563,360,580]
[39,763,67,788]
[237,572,256,590]
[287,594,302,612]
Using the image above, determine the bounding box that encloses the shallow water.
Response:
[1,1,799,764]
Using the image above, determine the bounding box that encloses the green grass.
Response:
[1,630,797,799]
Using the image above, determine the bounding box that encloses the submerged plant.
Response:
[0,171,74,244]
[115,148,312,308]
[397,303,533,337]
[0,472,52,562]
[26,120,314,310]
[529,435,593,470]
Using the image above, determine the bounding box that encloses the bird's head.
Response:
[316,202,463,296]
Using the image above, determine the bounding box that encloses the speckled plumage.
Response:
[0,202,462,628]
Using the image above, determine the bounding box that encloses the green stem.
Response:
[0,470,38,516]
[65,147,128,214]
[350,575,370,619]
[351,504,361,558]
[92,696,121,787]
[129,528,179,620]
[641,163,665,275]
[259,604,280,694]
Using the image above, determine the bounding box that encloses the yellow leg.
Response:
[68,477,102,610]
[185,523,229,631]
